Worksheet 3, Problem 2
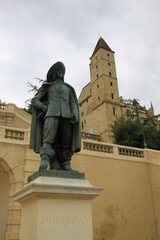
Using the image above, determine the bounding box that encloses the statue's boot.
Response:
[62,161,74,171]
[58,148,74,171]
[39,155,49,169]
[49,157,62,170]
[39,145,55,170]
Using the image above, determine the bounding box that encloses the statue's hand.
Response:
[71,113,79,124]
[41,105,47,113]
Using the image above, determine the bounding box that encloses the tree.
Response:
[144,124,160,150]
[22,105,32,115]
[112,117,160,150]
[22,78,44,114]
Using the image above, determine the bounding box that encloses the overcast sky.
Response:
[0,0,160,114]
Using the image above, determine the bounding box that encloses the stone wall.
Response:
[1,104,160,240]
[1,134,160,239]
[72,140,160,240]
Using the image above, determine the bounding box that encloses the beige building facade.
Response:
[79,37,155,143]
[0,102,160,240]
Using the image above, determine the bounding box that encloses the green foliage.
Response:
[22,104,32,115]
[144,124,160,150]
[112,117,160,150]
[23,78,45,115]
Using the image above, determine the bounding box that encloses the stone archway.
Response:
[0,158,15,240]
[0,163,10,240]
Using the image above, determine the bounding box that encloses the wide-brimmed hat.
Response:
[46,61,65,82]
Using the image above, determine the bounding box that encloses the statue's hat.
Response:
[47,61,65,81]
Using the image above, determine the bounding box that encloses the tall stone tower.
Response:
[79,37,121,142]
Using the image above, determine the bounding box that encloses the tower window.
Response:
[97,74,99,78]
[110,82,113,86]
[96,65,98,69]
[113,107,116,116]
[109,72,112,76]
[111,93,114,99]
[97,84,99,88]
[108,63,111,66]
[82,122,84,129]
[107,54,110,57]
[98,97,100,101]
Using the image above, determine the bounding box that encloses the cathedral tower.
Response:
[79,37,121,142]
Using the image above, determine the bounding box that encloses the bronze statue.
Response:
[30,62,81,171]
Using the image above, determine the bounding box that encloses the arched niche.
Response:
[0,158,15,240]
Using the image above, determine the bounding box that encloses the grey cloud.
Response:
[0,0,160,114]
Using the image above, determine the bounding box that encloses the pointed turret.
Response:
[79,37,120,142]
[147,102,155,117]
[90,37,114,58]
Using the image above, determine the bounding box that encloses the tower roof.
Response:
[90,37,114,58]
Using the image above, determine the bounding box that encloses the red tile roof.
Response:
[90,37,114,58]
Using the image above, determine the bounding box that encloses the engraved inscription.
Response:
[41,215,89,225]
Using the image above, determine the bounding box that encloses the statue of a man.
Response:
[30,62,81,171]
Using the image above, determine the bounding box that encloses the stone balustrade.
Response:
[82,140,144,158]
[0,126,30,144]
[0,102,6,110]
[81,132,101,141]
[0,125,145,158]
[118,146,144,158]
[5,129,24,140]
[83,140,113,153]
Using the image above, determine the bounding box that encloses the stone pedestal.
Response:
[13,171,103,240]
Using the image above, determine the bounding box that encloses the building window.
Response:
[126,109,131,117]
[97,84,99,88]
[98,97,100,101]
[97,74,99,78]
[82,122,84,129]
[109,72,112,76]
[111,93,114,99]
[96,65,98,69]
[108,63,111,66]
[84,119,86,124]
[107,54,110,57]
[110,82,113,86]
[113,107,116,116]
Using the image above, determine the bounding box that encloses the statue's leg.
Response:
[59,118,73,171]
[39,144,55,169]
[60,149,73,171]
[39,117,59,170]
[49,154,62,170]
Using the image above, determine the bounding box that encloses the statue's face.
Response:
[56,69,63,79]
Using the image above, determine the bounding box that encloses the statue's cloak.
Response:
[29,82,81,154]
